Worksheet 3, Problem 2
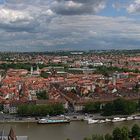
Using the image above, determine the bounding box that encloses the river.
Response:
[1,120,140,140]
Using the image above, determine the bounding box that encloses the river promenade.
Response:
[1,112,140,123]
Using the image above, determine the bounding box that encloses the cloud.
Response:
[0,14,139,51]
[52,0,106,15]
[0,0,138,51]
[0,8,37,32]
[0,0,55,32]
[0,8,32,22]
[112,1,128,11]
[127,0,140,13]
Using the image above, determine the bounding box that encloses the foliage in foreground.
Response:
[67,124,140,140]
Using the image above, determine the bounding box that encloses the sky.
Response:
[0,0,139,52]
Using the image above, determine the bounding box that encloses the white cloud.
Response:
[46,9,54,16]
[127,0,140,13]
[66,1,83,8]
[52,0,106,15]
[0,8,32,23]
[0,0,138,51]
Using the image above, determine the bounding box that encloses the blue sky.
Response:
[99,0,127,17]
[0,0,4,4]
[0,0,139,51]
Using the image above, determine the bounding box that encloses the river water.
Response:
[1,120,140,140]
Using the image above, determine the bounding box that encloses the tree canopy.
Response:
[17,104,65,116]
[36,90,49,100]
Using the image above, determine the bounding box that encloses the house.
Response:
[73,99,90,112]
[74,102,84,112]
[3,100,36,114]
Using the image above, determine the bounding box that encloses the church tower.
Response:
[8,127,17,140]
[30,66,33,76]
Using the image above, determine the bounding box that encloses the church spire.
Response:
[30,66,33,75]
[8,127,17,140]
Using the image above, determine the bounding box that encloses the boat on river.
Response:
[87,118,99,124]
[105,118,111,122]
[126,116,134,121]
[38,118,70,124]
[84,116,90,121]
[98,120,106,123]
[112,117,126,122]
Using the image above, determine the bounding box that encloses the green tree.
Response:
[131,124,140,140]
[88,65,93,68]
[102,102,114,116]
[133,83,139,93]
[84,102,101,113]
[113,98,126,114]
[91,134,104,140]
[0,104,3,111]
[121,126,129,140]
[40,71,50,78]
[36,90,49,100]
[137,100,140,111]
[83,137,91,140]
[104,133,113,140]
[123,101,137,115]
[113,127,122,140]
[18,104,28,116]
[102,98,137,116]
[17,104,65,116]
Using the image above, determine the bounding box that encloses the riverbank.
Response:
[1,113,140,123]
[0,120,37,123]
